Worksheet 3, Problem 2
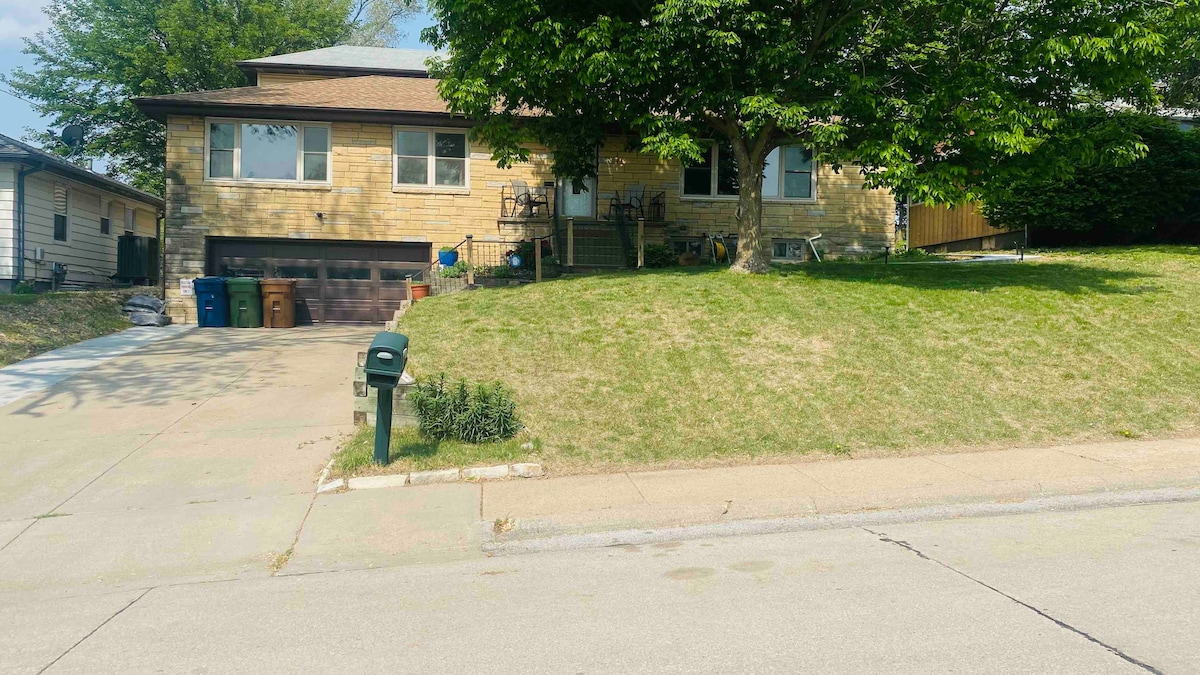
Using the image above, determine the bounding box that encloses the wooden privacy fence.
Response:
[909,202,1006,248]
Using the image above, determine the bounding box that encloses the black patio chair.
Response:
[608,183,646,221]
[511,179,549,217]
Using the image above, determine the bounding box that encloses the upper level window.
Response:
[683,143,815,200]
[206,120,330,183]
[394,128,468,188]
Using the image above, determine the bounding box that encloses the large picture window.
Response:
[394,128,468,188]
[683,143,815,200]
[206,119,331,183]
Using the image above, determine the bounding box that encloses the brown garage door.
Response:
[207,238,430,323]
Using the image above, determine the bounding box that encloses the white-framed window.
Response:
[53,183,70,242]
[100,199,111,235]
[393,127,469,189]
[682,143,816,201]
[205,118,331,183]
[125,207,136,235]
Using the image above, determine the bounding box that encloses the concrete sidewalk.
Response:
[472,437,1200,545]
[280,437,1200,574]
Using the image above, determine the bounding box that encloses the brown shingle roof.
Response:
[139,75,451,115]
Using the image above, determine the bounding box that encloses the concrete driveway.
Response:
[0,326,374,594]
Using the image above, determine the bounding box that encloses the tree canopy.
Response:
[426,0,1187,271]
[4,0,421,193]
[982,111,1200,242]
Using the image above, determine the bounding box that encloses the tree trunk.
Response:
[729,140,770,273]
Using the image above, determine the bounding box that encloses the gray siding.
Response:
[16,170,158,286]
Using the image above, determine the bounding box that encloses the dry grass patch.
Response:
[0,290,137,367]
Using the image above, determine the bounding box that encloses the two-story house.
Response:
[135,46,896,324]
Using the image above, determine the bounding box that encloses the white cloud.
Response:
[0,0,52,46]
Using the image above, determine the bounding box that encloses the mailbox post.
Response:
[363,332,410,465]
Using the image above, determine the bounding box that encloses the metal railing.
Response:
[553,216,647,270]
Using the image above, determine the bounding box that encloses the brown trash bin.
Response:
[261,278,297,328]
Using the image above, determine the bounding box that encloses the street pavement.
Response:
[6,500,1197,673]
[2,326,1199,672]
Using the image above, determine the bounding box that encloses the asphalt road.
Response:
[8,499,1197,674]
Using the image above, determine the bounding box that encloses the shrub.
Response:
[643,244,677,268]
[981,112,1200,243]
[409,373,522,443]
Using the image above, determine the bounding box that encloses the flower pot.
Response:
[438,249,459,267]
[410,283,431,301]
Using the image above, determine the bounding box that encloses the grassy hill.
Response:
[373,247,1200,473]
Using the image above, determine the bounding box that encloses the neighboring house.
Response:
[0,134,164,292]
[134,46,896,324]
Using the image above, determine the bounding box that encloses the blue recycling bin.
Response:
[194,277,230,327]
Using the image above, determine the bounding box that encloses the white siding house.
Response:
[0,134,163,291]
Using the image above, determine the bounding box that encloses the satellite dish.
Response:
[61,125,85,149]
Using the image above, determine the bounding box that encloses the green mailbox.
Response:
[365,332,409,389]
[364,332,409,465]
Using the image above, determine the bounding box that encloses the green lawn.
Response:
[0,290,135,368]
[364,247,1200,474]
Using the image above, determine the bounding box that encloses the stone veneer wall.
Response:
[163,114,559,323]
[163,116,894,323]
[595,138,896,255]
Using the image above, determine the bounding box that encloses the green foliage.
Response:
[643,244,677,268]
[425,0,1181,268]
[981,113,1200,241]
[439,246,457,253]
[0,0,396,193]
[409,373,522,444]
[440,261,470,278]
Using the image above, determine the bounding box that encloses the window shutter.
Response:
[53,183,68,215]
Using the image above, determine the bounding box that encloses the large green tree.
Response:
[3,0,418,193]
[426,0,1184,271]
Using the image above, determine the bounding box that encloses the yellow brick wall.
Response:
[596,138,895,255]
[255,73,334,86]
[163,116,893,322]
[163,115,556,321]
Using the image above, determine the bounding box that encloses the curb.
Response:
[318,462,545,493]
[482,485,1200,557]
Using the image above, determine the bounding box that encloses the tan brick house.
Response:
[135,46,895,324]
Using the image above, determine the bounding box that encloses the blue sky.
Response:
[0,3,436,141]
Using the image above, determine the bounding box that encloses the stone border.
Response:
[353,304,418,427]
[316,462,544,493]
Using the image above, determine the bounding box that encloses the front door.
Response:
[560,176,596,218]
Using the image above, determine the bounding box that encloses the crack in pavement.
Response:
[35,587,154,674]
[862,527,1164,675]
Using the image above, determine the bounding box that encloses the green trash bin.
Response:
[226,277,263,328]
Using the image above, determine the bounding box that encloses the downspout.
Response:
[15,163,47,283]
[158,210,166,300]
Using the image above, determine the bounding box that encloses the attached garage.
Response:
[207,238,430,323]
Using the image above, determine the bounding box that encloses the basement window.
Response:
[206,119,331,183]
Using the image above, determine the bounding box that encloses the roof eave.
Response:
[133,98,476,128]
[0,149,163,208]
[235,62,431,82]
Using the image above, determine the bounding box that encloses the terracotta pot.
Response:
[410,283,432,300]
